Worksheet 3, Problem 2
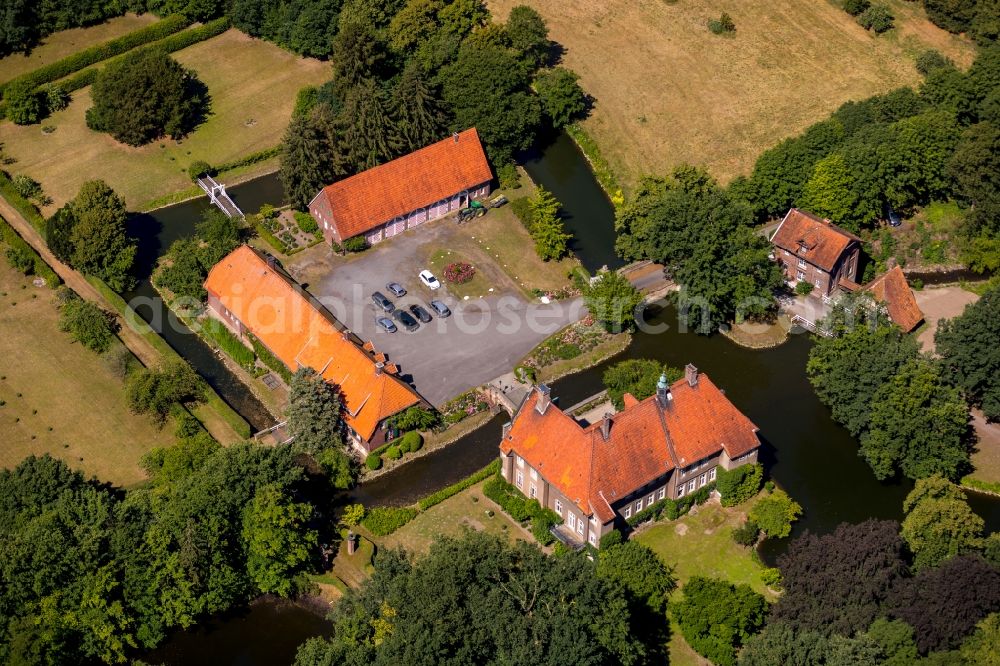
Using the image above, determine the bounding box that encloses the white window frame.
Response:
[796,270,806,281]
[529,468,537,480]
[635,499,643,512]
[658,488,666,500]
[567,513,576,530]
[516,455,524,467]
[515,470,523,488]
[624,505,631,519]
[554,499,563,515]
[576,518,585,535]
[529,485,537,499]
[648,493,655,505]
[688,479,696,493]
[709,468,717,482]
[677,483,686,498]
[589,532,598,545]
[797,258,806,268]
[699,473,707,487]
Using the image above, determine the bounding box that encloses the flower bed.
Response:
[521,317,615,370]
[444,261,475,284]
[440,388,490,424]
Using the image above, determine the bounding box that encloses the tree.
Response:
[772,520,907,636]
[860,358,971,481]
[297,531,656,665]
[343,79,403,171]
[388,0,445,53]
[716,463,763,506]
[58,296,117,353]
[393,65,446,152]
[597,540,677,614]
[157,237,207,301]
[799,154,860,231]
[388,406,437,431]
[4,80,43,125]
[961,613,1000,665]
[584,270,644,332]
[125,360,205,422]
[857,3,894,33]
[806,324,919,437]
[331,19,385,93]
[506,5,549,67]
[924,0,978,33]
[439,39,541,163]
[286,367,342,455]
[279,104,348,209]
[67,180,137,292]
[196,208,240,267]
[865,617,919,666]
[602,359,683,410]
[242,484,317,596]
[671,576,768,666]
[86,49,207,146]
[889,554,1000,653]
[901,475,984,569]
[949,123,1000,236]
[748,489,802,538]
[534,67,587,128]
[532,214,572,261]
[936,284,1000,420]
[527,185,560,229]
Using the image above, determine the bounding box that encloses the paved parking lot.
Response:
[287,222,585,406]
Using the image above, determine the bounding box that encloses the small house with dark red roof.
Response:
[844,265,924,332]
[771,208,862,296]
[308,128,492,246]
[499,365,761,548]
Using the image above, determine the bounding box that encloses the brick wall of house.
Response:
[777,244,860,296]
[309,195,340,245]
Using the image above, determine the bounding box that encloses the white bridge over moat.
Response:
[197,174,244,218]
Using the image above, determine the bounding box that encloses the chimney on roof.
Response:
[453,131,460,143]
[685,363,699,387]
[535,384,551,415]
[655,372,671,409]
[375,362,384,375]
[600,412,612,441]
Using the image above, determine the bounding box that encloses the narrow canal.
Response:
[143,130,1000,664]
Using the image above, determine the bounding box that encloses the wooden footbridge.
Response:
[197,175,244,218]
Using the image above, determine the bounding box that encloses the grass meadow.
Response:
[2,29,328,211]
[488,0,975,189]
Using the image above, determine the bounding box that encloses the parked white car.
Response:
[419,269,441,290]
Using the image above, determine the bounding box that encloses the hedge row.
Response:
[247,332,291,383]
[0,171,48,238]
[0,216,59,286]
[418,459,501,511]
[361,506,418,536]
[0,15,192,99]
[213,146,281,175]
[625,482,716,528]
[483,474,542,522]
[254,221,289,255]
[202,317,254,369]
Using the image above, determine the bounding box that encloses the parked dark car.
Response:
[376,316,397,333]
[386,282,407,297]
[371,291,394,312]
[887,209,902,227]
[408,304,432,323]
[429,299,451,318]
[393,309,419,331]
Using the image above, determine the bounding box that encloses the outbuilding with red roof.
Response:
[499,365,760,548]
[308,128,493,246]
[770,208,862,296]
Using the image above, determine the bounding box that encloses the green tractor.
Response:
[457,199,487,223]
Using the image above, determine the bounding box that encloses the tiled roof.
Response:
[313,128,492,240]
[204,246,421,440]
[771,208,861,272]
[501,372,760,522]
[865,266,924,332]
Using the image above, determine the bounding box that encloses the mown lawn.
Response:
[0,262,174,486]
[426,248,496,301]
[0,13,159,83]
[376,481,529,556]
[488,0,975,188]
[2,28,328,211]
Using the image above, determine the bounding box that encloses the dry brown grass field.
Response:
[2,29,328,211]
[0,262,175,486]
[0,13,159,83]
[489,0,975,188]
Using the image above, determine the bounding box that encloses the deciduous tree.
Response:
[597,540,677,614]
[58,295,117,353]
[534,67,587,128]
[602,359,682,410]
[286,367,342,455]
[748,489,802,539]
[901,475,984,569]
[672,576,768,666]
[67,180,137,292]
[936,284,1000,420]
[584,269,644,332]
[505,5,549,67]
[242,484,317,596]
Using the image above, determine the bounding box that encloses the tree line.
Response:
[279,1,587,209]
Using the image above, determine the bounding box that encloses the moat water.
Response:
[142,131,1000,664]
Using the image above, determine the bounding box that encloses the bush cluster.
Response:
[483,475,541,522]
[418,460,501,511]
[0,172,48,238]
[443,261,476,284]
[795,280,815,296]
[716,463,763,506]
[0,216,58,286]
[731,519,761,546]
[707,12,736,35]
[531,508,562,545]
[202,318,254,369]
[857,3,894,33]
[399,430,423,453]
[342,237,368,253]
[294,211,319,234]
[248,333,292,383]
[361,506,418,536]
[625,483,715,528]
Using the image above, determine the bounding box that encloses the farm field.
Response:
[0,262,174,486]
[488,0,975,188]
[0,13,159,83]
[2,29,328,211]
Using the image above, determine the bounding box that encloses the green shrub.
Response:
[342,237,368,253]
[761,567,783,589]
[400,431,423,454]
[212,146,280,174]
[498,163,521,189]
[201,318,254,369]
[842,0,870,16]
[0,173,46,238]
[731,519,760,546]
[294,211,319,234]
[248,333,291,382]
[58,296,117,353]
[795,280,815,296]
[599,529,623,549]
[531,508,562,545]
[627,498,671,527]
[366,453,383,471]
[417,460,501,510]
[188,160,213,181]
[716,464,763,507]
[483,474,537,522]
[0,215,58,286]
[707,13,736,35]
[361,506,418,536]
[857,3,894,33]
[915,49,953,76]
[0,15,192,101]
[148,17,231,55]
[254,221,289,254]
[510,197,533,231]
[385,445,402,461]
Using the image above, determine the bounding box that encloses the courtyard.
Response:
[283,214,585,407]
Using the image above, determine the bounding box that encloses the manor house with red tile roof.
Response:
[499,365,760,548]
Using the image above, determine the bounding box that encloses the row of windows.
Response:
[622,487,669,519]
[677,468,716,498]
